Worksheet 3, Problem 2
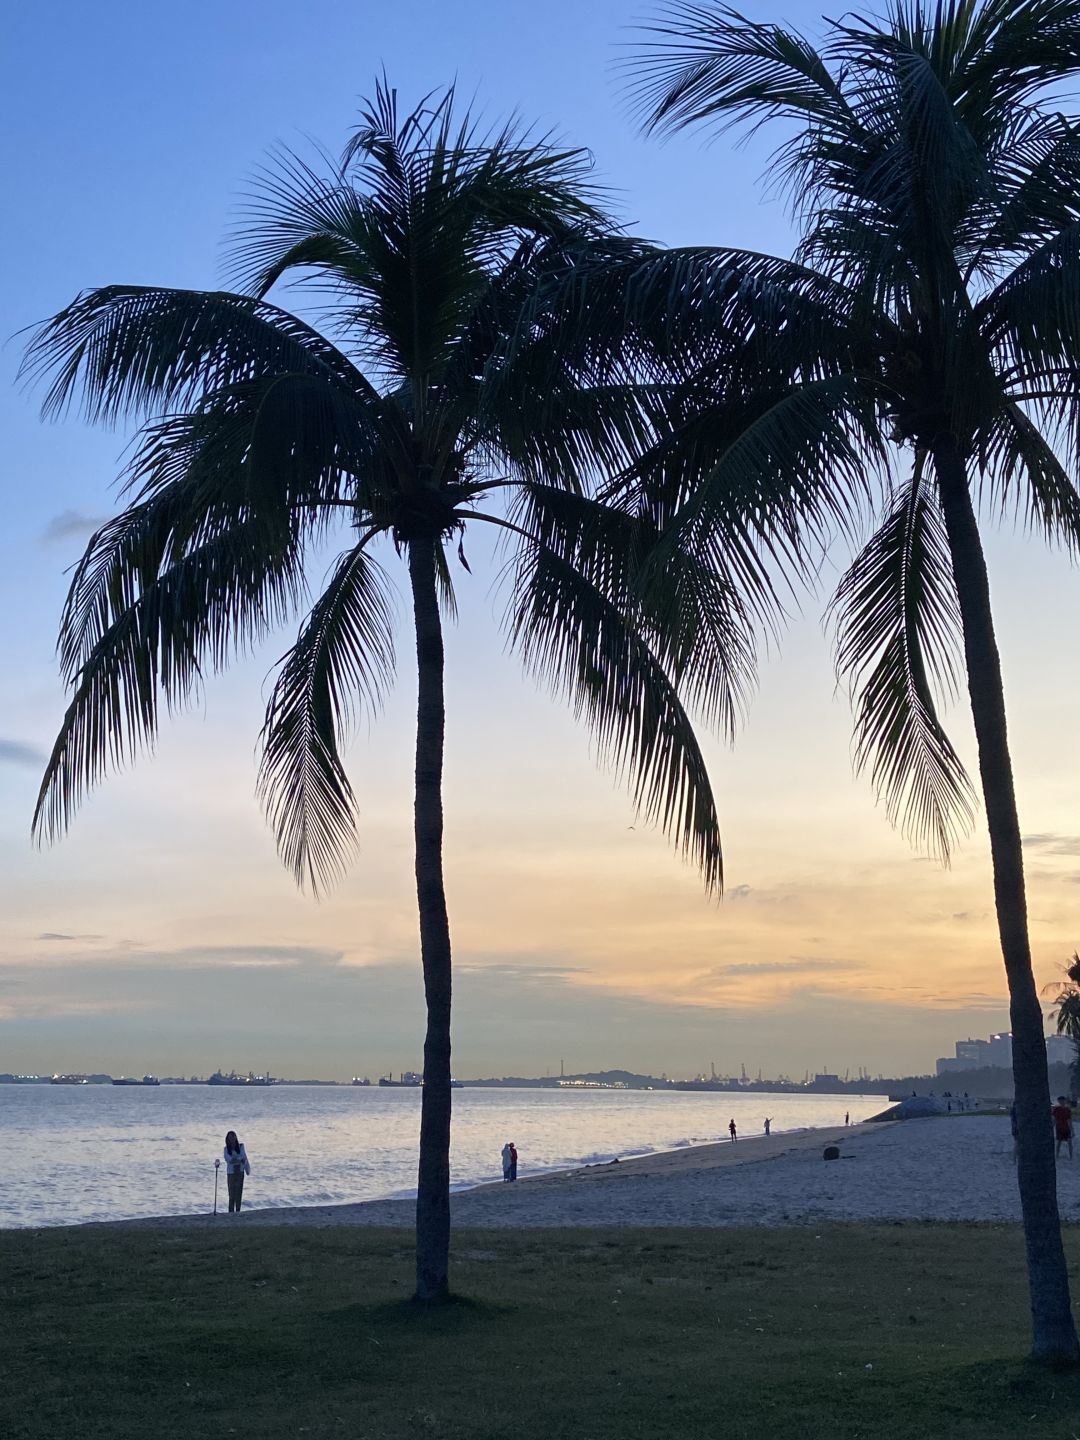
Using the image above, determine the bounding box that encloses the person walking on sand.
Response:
[1052,1097,1074,1160]
[728,1118,737,1142]
[845,1111,850,1126]
[763,1117,771,1137]
[223,1130,251,1213]
[501,1141,513,1182]
[509,1142,518,1181]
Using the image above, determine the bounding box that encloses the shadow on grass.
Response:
[320,1291,512,1336]
[933,1356,1080,1412]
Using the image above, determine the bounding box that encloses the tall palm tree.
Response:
[1046,953,1080,1093]
[21,84,756,1301]
[627,0,1080,1362]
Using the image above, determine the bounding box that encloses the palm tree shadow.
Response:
[318,1293,512,1339]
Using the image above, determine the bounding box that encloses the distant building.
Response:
[935,1057,973,1075]
[1046,1033,1075,1067]
[935,1030,1067,1076]
[956,1038,990,1065]
[988,1032,1013,1067]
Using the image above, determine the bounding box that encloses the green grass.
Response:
[4,1223,1080,1439]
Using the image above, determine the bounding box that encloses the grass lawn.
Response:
[4,1222,1080,1439]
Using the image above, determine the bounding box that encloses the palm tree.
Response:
[627,0,1080,1362]
[1046,953,1080,1094]
[21,84,755,1301]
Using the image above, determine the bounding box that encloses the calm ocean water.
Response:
[0,1085,885,1228]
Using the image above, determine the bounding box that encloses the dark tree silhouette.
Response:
[627,0,1080,1362]
[1046,953,1080,1094]
[22,84,757,1301]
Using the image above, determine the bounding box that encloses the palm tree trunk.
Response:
[933,438,1079,1366]
[409,536,453,1303]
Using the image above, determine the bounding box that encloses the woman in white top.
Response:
[223,1130,251,1212]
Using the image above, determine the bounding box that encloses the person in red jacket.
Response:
[1052,1097,1074,1160]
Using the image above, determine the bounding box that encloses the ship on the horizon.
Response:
[111,1075,160,1086]
[351,1076,372,1086]
[50,1074,88,1085]
[379,1071,424,1087]
[207,1069,275,1087]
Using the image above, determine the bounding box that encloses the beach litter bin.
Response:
[822,1144,840,1161]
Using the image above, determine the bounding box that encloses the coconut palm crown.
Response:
[627,0,1080,1363]
[1046,953,1080,1093]
[21,83,762,1301]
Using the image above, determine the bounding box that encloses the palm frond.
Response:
[942,0,1080,131]
[969,113,1080,275]
[632,375,879,592]
[504,521,723,890]
[56,373,380,687]
[978,402,1080,550]
[230,79,610,388]
[832,468,976,859]
[258,543,396,892]
[628,3,852,139]
[505,241,858,387]
[513,483,757,739]
[33,513,308,844]
[21,286,369,424]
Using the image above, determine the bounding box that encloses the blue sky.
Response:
[2,0,1078,1081]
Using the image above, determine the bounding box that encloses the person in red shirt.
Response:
[1052,1097,1074,1160]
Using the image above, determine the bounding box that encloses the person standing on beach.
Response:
[845,1111,850,1126]
[1052,1097,1074,1160]
[223,1130,251,1213]
[509,1142,518,1181]
[728,1119,737,1142]
[763,1118,771,1137]
[501,1141,512,1182]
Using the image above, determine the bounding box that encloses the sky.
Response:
[2,0,1079,1082]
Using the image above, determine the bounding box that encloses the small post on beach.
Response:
[213,1157,220,1215]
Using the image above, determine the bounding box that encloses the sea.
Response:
[0,1085,886,1228]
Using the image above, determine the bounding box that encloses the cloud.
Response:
[169,944,342,970]
[0,739,45,769]
[730,884,752,899]
[1023,834,1080,857]
[18,940,343,971]
[456,962,589,981]
[705,957,859,978]
[40,510,105,545]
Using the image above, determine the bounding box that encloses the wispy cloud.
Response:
[40,510,104,545]
[17,940,342,970]
[457,962,589,981]
[1024,833,1080,857]
[171,944,341,970]
[0,739,45,769]
[705,957,859,978]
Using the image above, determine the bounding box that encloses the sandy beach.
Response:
[99,1114,1080,1231]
